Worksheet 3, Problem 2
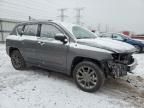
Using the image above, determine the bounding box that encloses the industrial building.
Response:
[0,18,21,42]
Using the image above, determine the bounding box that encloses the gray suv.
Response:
[6,20,137,92]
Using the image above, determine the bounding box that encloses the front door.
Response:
[37,23,68,72]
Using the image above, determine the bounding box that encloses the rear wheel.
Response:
[73,61,105,92]
[10,50,26,70]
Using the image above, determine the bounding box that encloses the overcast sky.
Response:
[0,0,144,33]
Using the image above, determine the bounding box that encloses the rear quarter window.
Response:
[17,25,24,35]
[23,24,38,36]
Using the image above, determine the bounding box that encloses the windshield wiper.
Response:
[77,37,96,39]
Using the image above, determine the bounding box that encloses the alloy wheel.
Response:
[76,65,97,89]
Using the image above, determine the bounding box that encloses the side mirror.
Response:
[54,33,68,44]
[19,30,24,36]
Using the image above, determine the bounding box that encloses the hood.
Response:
[77,38,136,53]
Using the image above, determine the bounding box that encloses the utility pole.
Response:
[29,16,31,21]
[97,24,101,32]
[58,8,68,22]
[105,24,109,32]
[74,8,84,25]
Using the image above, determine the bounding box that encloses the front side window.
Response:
[72,26,96,39]
[40,24,62,38]
[23,24,38,36]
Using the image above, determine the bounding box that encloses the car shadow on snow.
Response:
[28,66,144,97]
[27,67,144,107]
[29,67,144,91]
[29,66,74,84]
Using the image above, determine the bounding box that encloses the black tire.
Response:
[73,61,105,92]
[134,45,142,53]
[10,50,26,70]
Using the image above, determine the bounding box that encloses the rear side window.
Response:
[40,24,62,38]
[23,24,38,36]
[17,25,24,35]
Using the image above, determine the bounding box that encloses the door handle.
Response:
[38,41,45,46]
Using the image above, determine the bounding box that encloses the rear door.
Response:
[20,24,40,64]
[36,23,68,72]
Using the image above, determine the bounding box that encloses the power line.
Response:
[74,8,84,25]
[1,0,57,10]
[0,0,57,20]
[0,0,58,19]
[57,8,68,22]
[0,6,49,19]
[43,0,62,8]
[0,1,52,14]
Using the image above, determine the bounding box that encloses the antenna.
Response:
[28,16,36,21]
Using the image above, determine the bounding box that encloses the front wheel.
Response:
[73,61,105,92]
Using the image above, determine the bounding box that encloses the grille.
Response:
[112,53,133,64]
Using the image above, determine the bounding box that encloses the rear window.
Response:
[23,24,38,36]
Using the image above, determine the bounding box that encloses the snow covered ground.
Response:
[0,43,144,108]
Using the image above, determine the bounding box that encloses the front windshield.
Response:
[72,26,96,39]
[115,34,130,40]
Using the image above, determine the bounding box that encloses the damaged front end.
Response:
[106,53,137,78]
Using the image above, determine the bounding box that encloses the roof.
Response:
[16,20,79,35]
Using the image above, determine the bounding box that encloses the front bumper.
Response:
[107,58,137,77]
[127,58,137,72]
